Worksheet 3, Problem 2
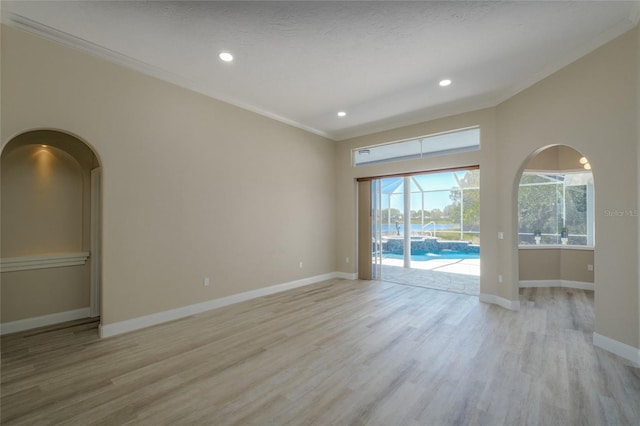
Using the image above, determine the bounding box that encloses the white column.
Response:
[421,192,424,236]
[387,194,391,237]
[587,181,595,246]
[90,168,102,318]
[404,177,411,268]
[460,188,464,240]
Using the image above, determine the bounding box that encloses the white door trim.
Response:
[90,168,102,318]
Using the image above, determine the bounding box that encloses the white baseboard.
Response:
[335,271,358,280]
[519,279,594,291]
[100,272,348,338]
[0,307,90,335]
[479,293,520,311]
[593,333,640,366]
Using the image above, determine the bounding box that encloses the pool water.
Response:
[383,252,480,261]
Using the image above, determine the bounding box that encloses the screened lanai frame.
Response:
[517,170,594,246]
[377,168,480,242]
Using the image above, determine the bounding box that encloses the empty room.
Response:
[1,1,639,425]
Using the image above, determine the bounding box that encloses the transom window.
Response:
[353,127,480,167]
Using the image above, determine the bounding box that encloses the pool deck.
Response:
[379,258,479,295]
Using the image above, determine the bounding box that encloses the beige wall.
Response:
[1,267,90,321]
[519,249,594,283]
[1,25,336,325]
[525,145,584,171]
[518,250,560,281]
[525,145,560,170]
[2,145,84,256]
[557,146,585,171]
[560,249,595,283]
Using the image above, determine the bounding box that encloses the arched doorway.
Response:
[1,130,102,334]
[514,145,595,327]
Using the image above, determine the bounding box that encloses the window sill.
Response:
[518,245,594,251]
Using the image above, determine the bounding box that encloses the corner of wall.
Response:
[636,21,640,353]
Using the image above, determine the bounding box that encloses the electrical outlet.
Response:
[299,261,303,269]
[346,257,350,264]
[203,277,210,287]
[498,274,503,283]
[587,264,593,272]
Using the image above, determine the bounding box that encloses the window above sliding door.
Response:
[352,126,480,167]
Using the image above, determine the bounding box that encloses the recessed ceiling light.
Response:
[579,156,588,164]
[337,111,347,117]
[439,79,452,87]
[219,52,233,62]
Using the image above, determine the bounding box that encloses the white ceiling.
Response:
[3,1,639,140]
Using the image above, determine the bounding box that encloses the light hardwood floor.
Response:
[2,279,639,425]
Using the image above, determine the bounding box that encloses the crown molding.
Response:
[3,5,636,143]
[2,12,333,141]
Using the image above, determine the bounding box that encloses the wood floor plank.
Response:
[2,279,639,425]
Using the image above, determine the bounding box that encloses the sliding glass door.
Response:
[371,179,383,280]
[358,168,481,294]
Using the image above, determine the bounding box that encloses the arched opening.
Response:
[514,145,595,330]
[1,130,102,334]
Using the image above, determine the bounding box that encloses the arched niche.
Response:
[1,130,102,333]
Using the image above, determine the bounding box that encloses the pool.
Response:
[383,251,480,261]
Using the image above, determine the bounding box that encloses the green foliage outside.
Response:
[518,174,588,237]
[518,181,562,235]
